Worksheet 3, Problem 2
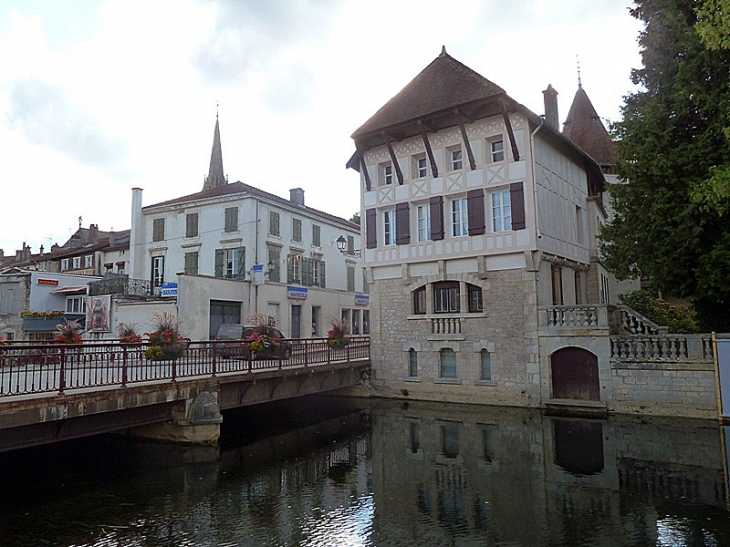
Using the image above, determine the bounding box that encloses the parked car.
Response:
[215,323,292,360]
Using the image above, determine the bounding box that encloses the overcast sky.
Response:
[0,0,643,256]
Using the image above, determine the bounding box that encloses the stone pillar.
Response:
[131,391,223,445]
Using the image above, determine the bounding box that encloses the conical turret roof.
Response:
[562,86,616,166]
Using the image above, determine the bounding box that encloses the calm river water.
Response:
[1,396,730,546]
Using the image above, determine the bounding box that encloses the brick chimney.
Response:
[89,223,99,242]
[542,84,559,131]
[290,188,305,206]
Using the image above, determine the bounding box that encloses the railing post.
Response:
[211,343,217,377]
[304,339,309,368]
[59,346,66,396]
[171,358,177,382]
[247,351,253,373]
[121,345,128,388]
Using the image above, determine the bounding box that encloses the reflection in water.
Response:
[553,419,604,475]
[0,397,729,546]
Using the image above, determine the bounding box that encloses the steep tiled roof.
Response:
[562,87,616,166]
[352,49,505,139]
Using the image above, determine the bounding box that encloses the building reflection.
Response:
[370,400,728,545]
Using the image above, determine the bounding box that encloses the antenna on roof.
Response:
[440,45,447,57]
[577,54,582,89]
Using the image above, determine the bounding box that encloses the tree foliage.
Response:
[600,0,730,331]
[618,290,699,333]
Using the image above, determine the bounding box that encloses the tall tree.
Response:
[600,0,730,330]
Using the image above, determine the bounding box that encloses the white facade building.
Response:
[126,117,367,340]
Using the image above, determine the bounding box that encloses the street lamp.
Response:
[336,235,361,258]
[267,260,275,274]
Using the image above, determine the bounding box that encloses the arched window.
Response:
[480,349,491,381]
[413,286,426,314]
[468,283,483,312]
[408,348,418,377]
[440,348,457,378]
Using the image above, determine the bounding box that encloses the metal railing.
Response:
[0,336,370,398]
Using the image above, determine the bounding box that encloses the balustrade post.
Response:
[121,345,128,388]
[211,343,217,377]
[171,359,177,382]
[59,346,66,395]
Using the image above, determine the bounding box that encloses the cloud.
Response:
[192,0,341,84]
[6,78,130,176]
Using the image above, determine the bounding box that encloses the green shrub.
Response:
[618,290,700,334]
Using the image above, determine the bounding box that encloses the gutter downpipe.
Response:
[529,119,544,246]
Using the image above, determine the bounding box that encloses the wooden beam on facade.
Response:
[356,144,372,191]
[455,109,476,170]
[418,120,439,178]
[381,131,404,184]
[500,99,521,162]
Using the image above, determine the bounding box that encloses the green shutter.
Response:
[287,255,294,283]
[214,249,224,277]
[236,246,246,279]
[320,261,326,288]
[302,258,311,286]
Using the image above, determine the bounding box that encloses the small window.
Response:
[491,190,512,232]
[65,296,86,314]
[452,198,468,237]
[440,348,457,378]
[186,212,199,238]
[489,138,504,162]
[312,224,321,247]
[312,306,320,336]
[413,155,427,178]
[84,255,93,268]
[72,256,81,269]
[61,258,69,271]
[408,349,418,377]
[480,349,491,381]
[151,256,164,289]
[381,162,393,185]
[449,147,463,170]
[434,282,460,313]
[413,286,426,314]
[225,207,238,233]
[292,218,302,242]
[152,218,165,242]
[468,284,483,313]
[269,211,280,236]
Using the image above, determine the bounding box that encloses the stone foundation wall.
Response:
[369,269,540,407]
[610,362,717,419]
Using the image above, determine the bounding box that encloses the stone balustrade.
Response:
[611,334,713,363]
[431,317,462,334]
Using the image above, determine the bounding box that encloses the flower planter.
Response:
[145,342,186,361]
[328,338,350,350]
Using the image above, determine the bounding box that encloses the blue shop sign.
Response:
[161,282,178,297]
[287,286,308,300]
[355,294,369,306]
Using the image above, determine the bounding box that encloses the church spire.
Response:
[203,108,226,191]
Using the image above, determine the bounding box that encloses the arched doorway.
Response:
[551,347,600,401]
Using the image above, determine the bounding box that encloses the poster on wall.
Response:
[86,294,111,333]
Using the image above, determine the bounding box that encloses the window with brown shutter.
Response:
[510,182,526,230]
[365,208,377,249]
[467,189,485,236]
[396,203,410,245]
[430,196,444,240]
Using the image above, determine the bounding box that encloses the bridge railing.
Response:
[0,336,370,398]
